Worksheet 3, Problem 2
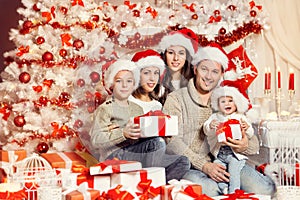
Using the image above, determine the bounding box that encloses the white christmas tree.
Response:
[0,0,268,156]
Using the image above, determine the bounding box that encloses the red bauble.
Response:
[228,5,236,11]
[213,10,220,16]
[73,119,83,129]
[89,71,100,83]
[59,49,67,57]
[14,115,26,127]
[120,22,127,28]
[76,78,85,87]
[36,142,49,154]
[32,4,40,11]
[19,72,31,83]
[73,39,84,50]
[219,27,227,35]
[133,10,140,17]
[91,15,99,22]
[36,36,45,45]
[250,10,257,17]
[99,46,105,54]
[191,14,198,20]
[60,6,68,15]
[42,51,54,61]
[23,20,33,29]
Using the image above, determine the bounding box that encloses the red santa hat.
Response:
[103,59,139,92]
[158,28,199,56]
[131,49,165,73]
[211,80,251,113]
[192,42,229,71]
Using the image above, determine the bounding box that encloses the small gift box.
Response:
[62,182,100,200]
[90,159,142,175]
[133,110,178,137]
[41,152,86,169]
[0,150,27,162]
[216,119,242,142]
[111,167,166,193]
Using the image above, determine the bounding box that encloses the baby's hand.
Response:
[240,119,249,131]
[209,120,220,129]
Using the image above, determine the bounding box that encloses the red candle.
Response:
[288,68,294,90]
[264,68,271,90]
[296,163,300,186]
[277,68,281,89]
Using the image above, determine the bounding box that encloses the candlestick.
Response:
[288,68,294,91]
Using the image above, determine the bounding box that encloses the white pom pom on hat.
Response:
[103,59,139,92]
[192,42,229,71]
[131,49,165,73]
[158,28,199,56]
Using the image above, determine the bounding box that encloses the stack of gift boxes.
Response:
[0,112,275,199]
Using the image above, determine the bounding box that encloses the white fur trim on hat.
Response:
[158,33,196,56]
[211,86,249,113]
[192,47,228,70]
[135,56,165,73]
[104,59,139,91]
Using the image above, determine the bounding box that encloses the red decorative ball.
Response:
[133,10,140,17]
[219,27,227,35]
[19,72,31,83]
[36,36,45,45]
[228,5,236,11]
[60,6,68,15]
[191,14,198,20]
[89,71,100,83]
[120,22,127,28]
[250,10,257,17]
[73,39,84,50]
[213,10,220,16]
[73,119,84,129]
[23,20,33,29]
[32,4,40,11]
[14,115,26,127]
[36,142,49,154]
[99,46,105,54]
[59,49,67,57]
[42,51,54,62]
[91,15,99,22]
[76,78,85,87]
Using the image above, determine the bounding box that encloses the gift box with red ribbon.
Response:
[41,152,86,169]
[216,119,242,142]
[62,182,100,200]
[0,150,27,180]
[111,167,166,194]
[133,110,178,137]
[212,189,271,200]
[90,159,142,175]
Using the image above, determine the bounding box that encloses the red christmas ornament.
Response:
[14,115,26,127]
[42,51,54,61]
[228,5,236,11]
[59,49,67,57]
[99,46,105,54]
[60,6,68,15]
[91,15,99,22]
[133,10,140,17]
[59,92,71,103]
[73,39,84,50]
[36,36,45,45]
[219,27,227,35]
[191,14,198,20]
[23,20,33,29]
[89,71,100,83]
[36,142,49,154]
[250,10,257,17]
[32,4,40,11]
[19,72,31,83]
[213,10,220,16]
[76,78,85,87]
[73,119,83,129]
[120,22,127,28]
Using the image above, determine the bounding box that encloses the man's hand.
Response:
[202,162,230,183]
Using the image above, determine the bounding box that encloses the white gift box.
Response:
[212,194,271,200]
[111,167,166,193]
[90,160,142,175]
[133,115,178,137]
[217,124,242,142]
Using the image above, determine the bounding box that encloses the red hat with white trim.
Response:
[158,28,199,56]
[131,49,165,73]
[192,42,229,71]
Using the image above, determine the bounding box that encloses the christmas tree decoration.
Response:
[36,142,49,154]
[19,72,31,84]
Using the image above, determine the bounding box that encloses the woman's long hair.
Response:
[159,49,193,105]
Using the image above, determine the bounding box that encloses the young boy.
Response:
[203,84,255,194]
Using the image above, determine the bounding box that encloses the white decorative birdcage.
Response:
[10,153,61,200]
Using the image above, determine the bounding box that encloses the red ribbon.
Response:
[72,0,84,7]
[134,111,170,137]
[96,159,133,173]
[136,170,161,199]
[183,3,196,12]
[124,1,137,9]
[0,189,27,200]
[60,33,72,46]
[16,45,29,56]
[72,164,95,188]
[249,1,262,10]
[145,7,158,19]
[105,185,135,200]
[222,189,258,200]
[208,15,222,23]
[216,119,241,139]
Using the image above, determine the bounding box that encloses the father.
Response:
[162,43,275,196]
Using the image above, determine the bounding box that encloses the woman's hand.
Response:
[122,120,141,140]
[202,162,230,183]
[223,129,248,153]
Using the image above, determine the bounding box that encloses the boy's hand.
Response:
[123,120,141,139]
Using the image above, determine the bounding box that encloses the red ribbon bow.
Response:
[216,119,240,139]
[183,3,196,12]
[96,158,134,173]
[145,6,158,19]
[0,189,27,200]
[249,1,262,10]
[16,45,29,56]
[72,0,84,7]
[222,189,258,200]
[136,170,161,199]
[124,1,137,9]
[60,33,72,46]
[105,185,135,200]
[208,15,222,23]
